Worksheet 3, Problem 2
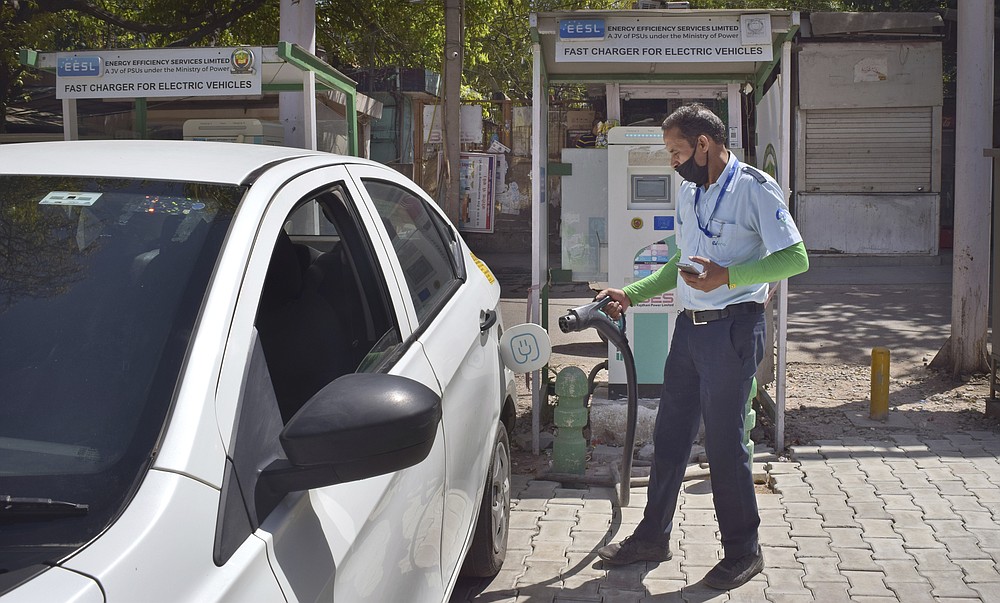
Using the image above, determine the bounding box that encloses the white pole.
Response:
[279,0,316,149]
[941,0,994,373]
[776,38,793,453]
[530,36,547,456]
[303,71,317,151]
[606,83,620,123]
[727,82,740,150]
[62,98,78,141]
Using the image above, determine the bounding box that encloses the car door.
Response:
[345,165,504,581]
[213,163,449,602]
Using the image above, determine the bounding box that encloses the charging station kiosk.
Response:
[528,8,800,453]
[606,126,679,397]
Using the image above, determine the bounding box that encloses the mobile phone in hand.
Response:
[677,261,703,275]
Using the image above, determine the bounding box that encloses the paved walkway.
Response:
[452,252,1000,602]
[451,432,1000,602]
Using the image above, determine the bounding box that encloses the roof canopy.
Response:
[530,9,798,86]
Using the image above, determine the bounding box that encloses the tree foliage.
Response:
[1,0,967,132]
[0,0,277,132]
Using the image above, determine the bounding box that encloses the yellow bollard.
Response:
[870,347,890,421]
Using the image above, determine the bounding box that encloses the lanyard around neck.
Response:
[694,160,739,238]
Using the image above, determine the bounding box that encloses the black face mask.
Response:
[675,144,709,187]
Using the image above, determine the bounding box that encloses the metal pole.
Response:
[776,38,793,452]
[134,98,147,140]
[62,98,78,141]
[530,33,548,456]
[941,0,994,373]
[279,0,316,149]
[442,0,463,223]
[303,71,317,151]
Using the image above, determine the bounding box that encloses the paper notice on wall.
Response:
[458,153,495,233]
[854,56,888,82]
[423,105,484,144]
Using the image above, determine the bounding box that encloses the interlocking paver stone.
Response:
[900,528,946,549]
[557,574,604,601]
[834,547,882,572]
[536,520,576,542]
[960,559,1000,583]
[828,527,871,549]
[788,517,827,537]
[843,570,893,598]
[888,509,930,528]
[762,568,810,595]
[574,514,611,532]
[939,535,992,559]
[568,531,606,552]
[601,565,644,591]
[880,494,921,511]
[975,529,1000,549]
[874,559,924,582]
[762,544,801,568]
[868,538,915,561]
[922,569,983,598]
[677,543,721,566]
[883,580,936,603]
[868,480,909,496]
[727,579,769,602]
[542,504,581,521]
[637,579,684,600]
[462,430,1000,603]
[800,556,849,583]
[792,536,837,557]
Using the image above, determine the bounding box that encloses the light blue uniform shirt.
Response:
[675,151,802,311]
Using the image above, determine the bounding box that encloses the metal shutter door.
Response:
[803,107,932,193]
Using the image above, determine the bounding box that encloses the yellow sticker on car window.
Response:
[470,252,495,284]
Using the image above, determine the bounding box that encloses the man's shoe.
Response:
[597,536,672,566]
[703,547,765,590]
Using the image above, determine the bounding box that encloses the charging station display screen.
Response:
[629,174,671,208]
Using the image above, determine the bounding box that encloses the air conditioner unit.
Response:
[182,119,284,146]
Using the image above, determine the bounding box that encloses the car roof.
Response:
[0,140,372,185]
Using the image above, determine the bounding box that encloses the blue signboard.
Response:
[57,56,102,77]
[559,19,605,39]
[653,216,675,231]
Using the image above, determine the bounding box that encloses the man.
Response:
[574,117,602,148]
[596,103,808,590]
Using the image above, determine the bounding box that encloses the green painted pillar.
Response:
[552,366,589,474]
[744,377,757,461]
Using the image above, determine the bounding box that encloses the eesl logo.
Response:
[57,56,102,77]
[559,19,605,39]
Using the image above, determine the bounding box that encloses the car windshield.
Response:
[0,175,242,577]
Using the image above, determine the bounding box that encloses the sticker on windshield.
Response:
[39,191,102,206]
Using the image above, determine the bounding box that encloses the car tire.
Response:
[460,423,510,577]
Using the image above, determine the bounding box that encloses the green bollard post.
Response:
[744,377,757,461]
[552,366,589,475]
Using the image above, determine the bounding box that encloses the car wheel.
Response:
[460,423,510,577]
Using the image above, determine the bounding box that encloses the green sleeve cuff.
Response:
[622,250,680,304]
[728,241,809,287]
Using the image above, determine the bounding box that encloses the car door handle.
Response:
[480,309,497,333]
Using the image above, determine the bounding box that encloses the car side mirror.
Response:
[255,373,441,515]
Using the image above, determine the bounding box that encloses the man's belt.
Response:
[683,301,765,326]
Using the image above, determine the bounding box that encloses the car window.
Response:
[253,184,401,423]
[214,182,408,560]
[0,174,242,575]
[361,179,464,325]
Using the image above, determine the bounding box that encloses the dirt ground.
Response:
[494,266,1000,476]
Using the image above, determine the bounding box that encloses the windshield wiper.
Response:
[1,495,89,520]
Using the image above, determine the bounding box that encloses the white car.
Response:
[0,141,518,602]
